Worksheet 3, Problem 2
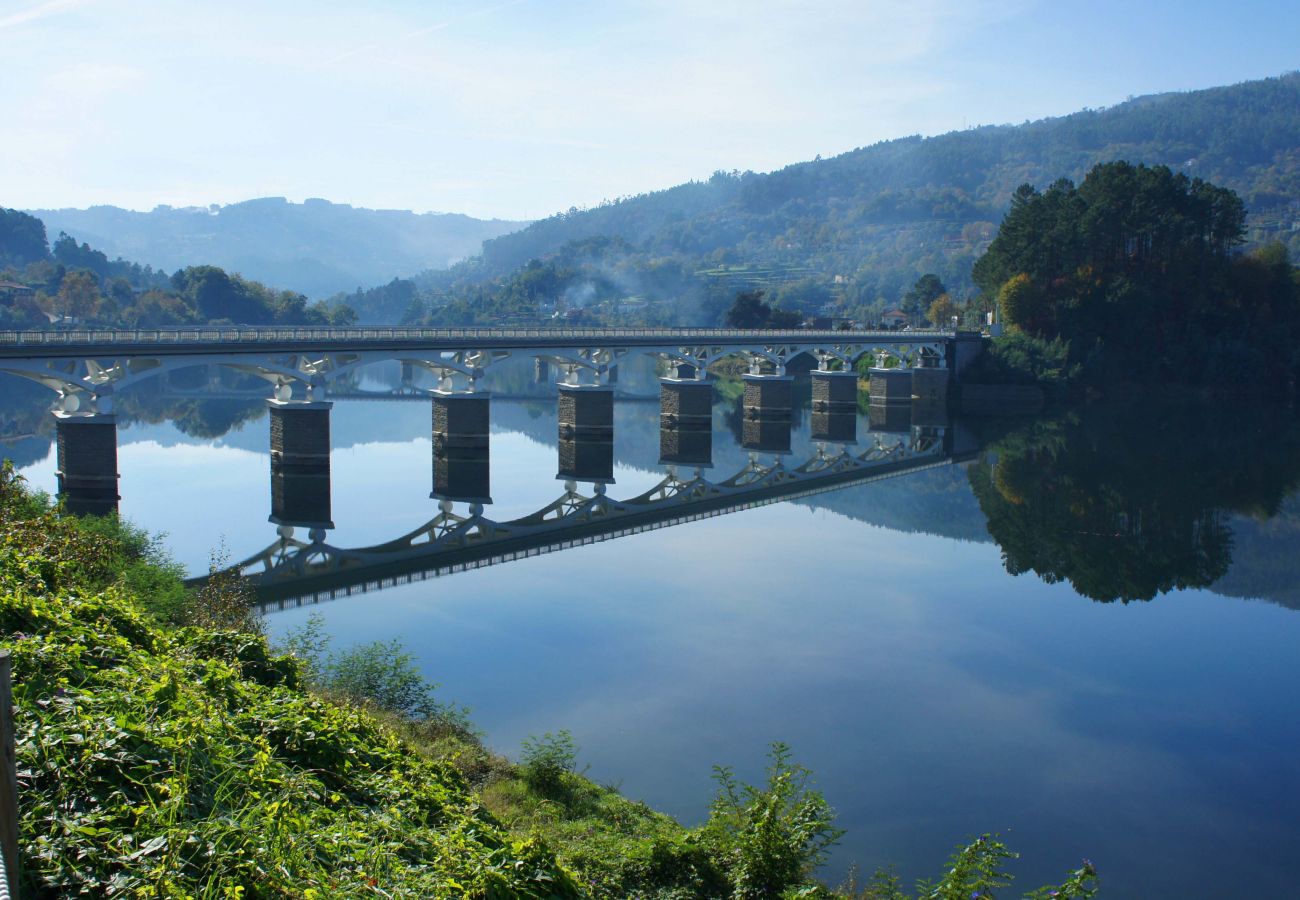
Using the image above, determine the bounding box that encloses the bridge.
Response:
[186,412,976,609]
[0,325,986,544]
[0,325,980,413]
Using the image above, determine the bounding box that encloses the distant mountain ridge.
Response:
[28,198,528,300]
[406,72,1300,324]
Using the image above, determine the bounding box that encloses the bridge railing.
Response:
[0,325,955,347]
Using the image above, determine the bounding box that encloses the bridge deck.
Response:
[0,325,955,359]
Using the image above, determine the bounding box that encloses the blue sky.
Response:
[4,0,1298,220]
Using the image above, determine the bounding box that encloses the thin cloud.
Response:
[318,0,528,68]
[0,0,91,31]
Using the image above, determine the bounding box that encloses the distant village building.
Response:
[880,308,910,328]
[0,281,35,304]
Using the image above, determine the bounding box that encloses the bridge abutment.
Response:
[55,413,119,516]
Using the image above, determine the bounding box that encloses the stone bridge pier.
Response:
[268,399,334,535]
[55,412,119,516]
[433,391,492,505]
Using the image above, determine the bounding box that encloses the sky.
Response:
[3,0,1299,221]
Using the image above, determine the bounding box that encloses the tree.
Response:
[927,293,958,327]
[902,273,946,318]
[725,289,771,328]
[0,207,49,266]
[55,271,100,320]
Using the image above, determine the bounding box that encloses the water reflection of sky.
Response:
[11,394,1300,897]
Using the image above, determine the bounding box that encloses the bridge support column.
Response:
[433,392,492,503]
[534,357,550,385]
[268,400,333,534]
[911,365,950,407]
[558,384,614,438]
[743,373,793,413]
[742,374,792,456]
[55,412,119,516]
[660,378,712,428]
[433,392,490,450]
[811,370,858,415]
[659,425,713,468]
[269,400,332,472]
[868,368,912,405]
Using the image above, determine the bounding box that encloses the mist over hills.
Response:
[388,72,1300,326]
[28,198,528,300]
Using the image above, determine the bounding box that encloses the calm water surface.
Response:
[3,364,1300,898]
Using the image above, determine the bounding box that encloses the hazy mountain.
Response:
[400,72,1300,325]
[28,198,528,300]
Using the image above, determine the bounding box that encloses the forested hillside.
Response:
[390,73,1300,327]
[30,198,528,299]
[0,208,354,329]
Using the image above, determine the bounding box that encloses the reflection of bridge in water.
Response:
[214,417,974,609]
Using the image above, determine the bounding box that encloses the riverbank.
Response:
[0,461,1097,898]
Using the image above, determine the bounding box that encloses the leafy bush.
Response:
[840,834,1098,900]
[702,742,844,899]
[277,613,470,731]
[520,730,580,798]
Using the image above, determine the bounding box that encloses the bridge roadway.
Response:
[0,324,969,414]
[0,325,954,359]
[193,430,971,609]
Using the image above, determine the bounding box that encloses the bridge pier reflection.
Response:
[268,399,334,538]
[433,392,492,504]
[55,412,119,516]
[868,402,911,434]
[742,373,793,457]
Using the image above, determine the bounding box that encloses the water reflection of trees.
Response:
[968,403,1300,603]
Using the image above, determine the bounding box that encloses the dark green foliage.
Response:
[724,289,803,329]
[974,161,1300,387]
[965,332,1080,388]
[901,274,945,317]
[701,742,844,899]
[0,462,580,897]
[520,730,580,798]
[725,289,771,327]
[0,208,49,266]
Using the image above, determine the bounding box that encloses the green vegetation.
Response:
[381,73,1300,328]
[0,208,357,329]
[0,460,1099,896]
[972,160,1300,387]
